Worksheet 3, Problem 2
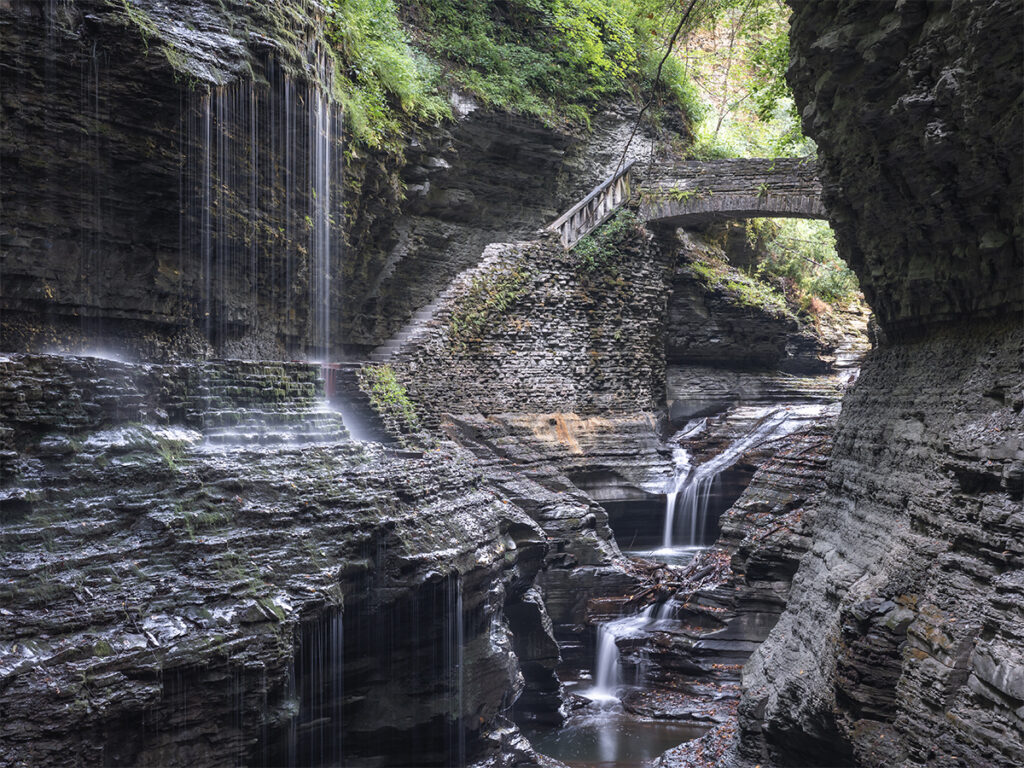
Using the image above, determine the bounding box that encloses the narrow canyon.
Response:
[0,1,1020,767]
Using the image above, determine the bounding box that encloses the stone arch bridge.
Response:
[548,157,826,248]
[639,157,826,227]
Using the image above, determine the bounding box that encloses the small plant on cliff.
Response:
[573,209,639,275]
[448,265,533,348]
[687,251,789,316]
[357,364,422,434]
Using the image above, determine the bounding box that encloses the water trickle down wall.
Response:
[1,1,345,360]
[180,54,344,359]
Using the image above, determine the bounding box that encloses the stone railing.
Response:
[547,160,635,248]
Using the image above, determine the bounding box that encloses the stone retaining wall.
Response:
[386,225,672,428]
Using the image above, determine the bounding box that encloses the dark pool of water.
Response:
[522,708,706,768]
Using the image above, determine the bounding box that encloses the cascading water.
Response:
[445,574,466,767]
[584,604,659,704]
[659,407,809,553]
[180,56,343,358]
[588,622,622,702]
[308,78,338,359]
[659,446,690,551]
[275,609,345,767]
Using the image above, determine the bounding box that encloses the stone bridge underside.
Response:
[638,157,826,226]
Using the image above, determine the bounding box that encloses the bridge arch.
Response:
[638,158,826,227]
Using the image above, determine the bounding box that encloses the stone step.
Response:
[367,241,516,361]
[202,428,348,446]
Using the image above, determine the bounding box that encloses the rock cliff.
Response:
[730,1,1024,766]
[0,355,555,766]
[0,0,665,360]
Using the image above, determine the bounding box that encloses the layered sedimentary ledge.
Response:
[729,1,1024,765]
[0,355,555,766]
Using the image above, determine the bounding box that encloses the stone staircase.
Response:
[322,362,397,443]
[188,361,351,447]
[368,243,516,363]
[367,162,637,364]
[368,295,448,362]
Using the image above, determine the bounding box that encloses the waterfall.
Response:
[308,77,338,360]
[660,408,801,550]
[656,600,676,621]
[445,574,466,767]
[661,490,678,550]
[585,605,657,704]
[659,446,690,550]
[181,57,343,358]
[277,609,345,767]
[589,623,621,702]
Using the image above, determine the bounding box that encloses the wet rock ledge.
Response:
[0,354,559,767]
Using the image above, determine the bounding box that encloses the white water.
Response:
[659,406,823,551]
[283,609,345,765]
[444,573,466,767]
[659,446,690,550]
[181,56,343,358]
[585,605,662,704]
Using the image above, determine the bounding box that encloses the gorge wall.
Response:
[0,0,665,361]
[0,354,572,766]
[731,1,1024,766]
[2,0,1021,766]
[1,0,342,359]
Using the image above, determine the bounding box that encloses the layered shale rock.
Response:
[443,413,659,667]
[663,229,868,425]
[0,0,345,359]
[385,225,671,427]
[788,0,1022,334]
[345,101,665,351]
[0,0,668,360]
[729,1,1024,766]
[626,412,838,724]
[738,321,1024,768]
[0,354,556,767]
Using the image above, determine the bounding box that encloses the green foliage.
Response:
[682,0,813,158]
[154,432,184,471]
[449,264,533,347]
[417,0,704,127]
[326,0,451,147]
[688,251,789,316]
[748,219,860,305]
[357,364,422,433]
[114,0,159,45]
[573,209,639,274]
[643,50,707,125]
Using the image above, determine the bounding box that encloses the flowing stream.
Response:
[527,602,702,767]
[533,405,837,766]
[653,406,828,561]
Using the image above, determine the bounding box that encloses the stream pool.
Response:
[522,707,706,768]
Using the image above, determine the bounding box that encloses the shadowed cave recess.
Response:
[0,1,1021,768]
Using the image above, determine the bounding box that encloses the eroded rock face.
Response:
[739,321,1024,767]
[0,354,553,767]
[0,0,670,360]
[0,0,342,360]
[344,103,665,351]
[440,413,641,670]
[788,0,1023,334]
[624,412,839,745]
[732,1,1024,765]
[663,229,869,425]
